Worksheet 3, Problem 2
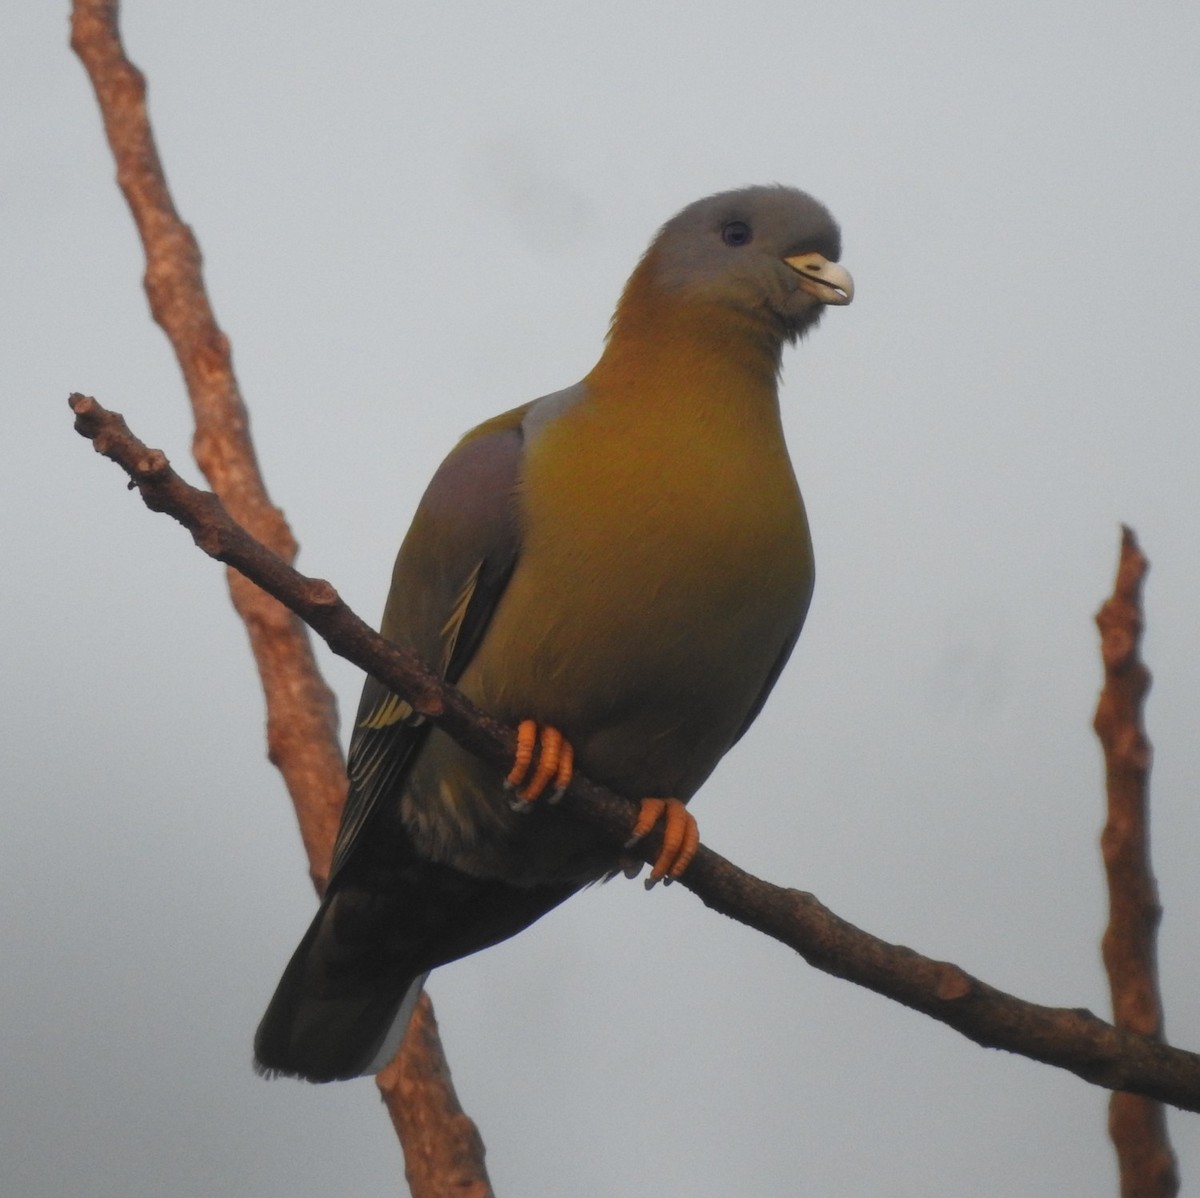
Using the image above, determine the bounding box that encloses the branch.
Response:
[70,392,1200,1115]
[70,0,342,891]
[69,4,488,1191]
[1095,529,1180,1196]
[378,994,494,1198]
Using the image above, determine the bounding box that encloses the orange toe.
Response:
[517,725,564,802]
[505,719,538,790]
[628,796,667,844]
[626,797,699,883]
[505,721,575,805]
[547,738,574,803]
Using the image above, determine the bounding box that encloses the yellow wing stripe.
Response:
[358,692,414,731]
[439,562,482,676]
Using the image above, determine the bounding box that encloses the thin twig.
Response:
[70,392,1200,1115]
[69,4,487,1191]
[1095,528,1180,1197]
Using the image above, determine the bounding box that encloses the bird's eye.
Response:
[721,221,753,247]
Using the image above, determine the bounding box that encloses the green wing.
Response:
[329,407,530,881]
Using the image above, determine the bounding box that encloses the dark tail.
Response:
[254,859,580,1083]
[253,884,428,1082]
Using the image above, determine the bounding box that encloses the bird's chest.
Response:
[470,405,813,781]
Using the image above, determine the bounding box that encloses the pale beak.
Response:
[785,252,854,305]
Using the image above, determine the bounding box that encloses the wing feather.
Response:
[328,415,528,881]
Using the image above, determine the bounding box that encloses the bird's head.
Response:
[619,185,853,347]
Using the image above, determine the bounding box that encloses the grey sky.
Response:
[5,2,1200,1194]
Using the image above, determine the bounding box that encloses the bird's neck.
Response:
[585,264,785,419]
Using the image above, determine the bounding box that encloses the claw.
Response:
[626,797,699,884]
[505,720,575,810]
[619,855,644,879]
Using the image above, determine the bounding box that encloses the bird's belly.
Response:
[404,429,813,884]
[486,569,769,779]
[477,502,809,790]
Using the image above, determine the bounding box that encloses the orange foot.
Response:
[626,797,700,887]
[505,719,575,808]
